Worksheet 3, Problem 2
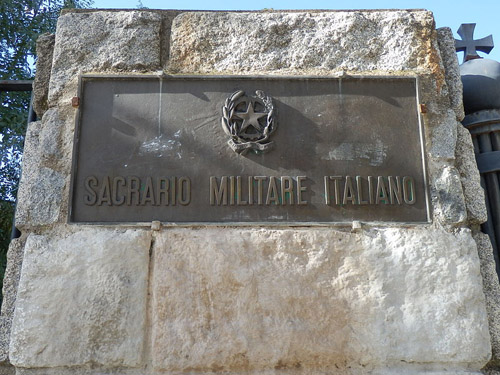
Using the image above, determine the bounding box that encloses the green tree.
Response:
[0,0,92,300]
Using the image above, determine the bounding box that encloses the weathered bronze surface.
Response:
[221,89,276,154]
[70,76,429,224]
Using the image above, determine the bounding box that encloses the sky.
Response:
[91,0,500,62]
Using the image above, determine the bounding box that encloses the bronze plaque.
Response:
[70,76,429,224]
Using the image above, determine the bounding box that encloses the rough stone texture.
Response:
[14,369,142,375]
[474,230,500,368]
[436,27,465,122]
[152,227,490,373]
[168,11,439,74]
[14,119,65,228]
[0,238,25,363]
[9,228,151,368]
[0,365,15,375]
[38,107,70,166]
[48,11,162,106]
[14,121,41,227]
[436,23,496,373]
[8,367,489,375]
[428,109,458,161]
[23,166,64,224]
[14,106,76,228]
[429,164,468,225]
[436,21,498,374]
[159,11,182,66]
[455,124,488,225]
[33,33,55,118]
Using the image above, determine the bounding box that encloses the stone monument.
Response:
[0,8,498,375]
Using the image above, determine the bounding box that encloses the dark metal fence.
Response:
[463,109,500,277]
[0,80,33,92]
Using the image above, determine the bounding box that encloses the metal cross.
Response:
[455,23,494,63]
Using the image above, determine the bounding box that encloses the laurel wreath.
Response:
[221,90,275,144]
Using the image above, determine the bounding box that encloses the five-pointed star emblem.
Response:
[235,101,267,132]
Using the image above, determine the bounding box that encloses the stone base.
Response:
[5,227,490,373]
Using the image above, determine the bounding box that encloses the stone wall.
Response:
[1,9,497,375]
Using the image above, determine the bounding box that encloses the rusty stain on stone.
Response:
[71,96,80,108]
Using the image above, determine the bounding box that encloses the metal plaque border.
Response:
[68,74,431,226]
